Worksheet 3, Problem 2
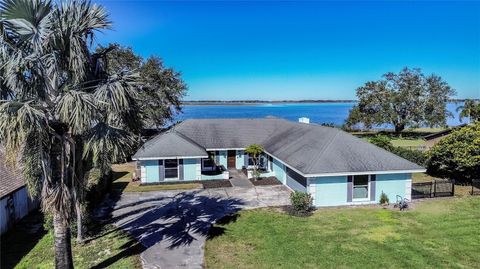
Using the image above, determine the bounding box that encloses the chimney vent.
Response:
[298,117,310,124]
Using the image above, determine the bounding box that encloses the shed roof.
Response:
[0,151,26,198]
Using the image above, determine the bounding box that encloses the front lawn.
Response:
[1,211,143,269]
[205,197,480,269]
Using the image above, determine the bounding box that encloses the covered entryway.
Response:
[227,150,236,169]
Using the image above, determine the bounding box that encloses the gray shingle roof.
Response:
[0,151,25,198]
[133,130,208,159]
[134,118,424,175]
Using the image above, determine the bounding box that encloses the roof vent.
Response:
[298,117,310,124]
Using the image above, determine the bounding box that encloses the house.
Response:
[0,152,37,234]
[423,124,467,149]
[132,118,425,207]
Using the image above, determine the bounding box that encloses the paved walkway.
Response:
[107,185,291,269]
[228,169,254,188]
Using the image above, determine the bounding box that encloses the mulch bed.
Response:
[202,180,232,189]
[249,176,282,186]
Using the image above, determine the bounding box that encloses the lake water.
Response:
[174,102,466,127]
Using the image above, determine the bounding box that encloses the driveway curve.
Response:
[108,185,291,269]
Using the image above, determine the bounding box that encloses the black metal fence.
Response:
[412,179,455,199]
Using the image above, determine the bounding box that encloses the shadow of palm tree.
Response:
[111,191,245,250]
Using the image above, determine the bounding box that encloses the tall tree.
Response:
[456,99,480,123]
[345,68,455,133]
[99,43,187,128]
[0,1,144,268]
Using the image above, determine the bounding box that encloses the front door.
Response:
[227,150,236,169]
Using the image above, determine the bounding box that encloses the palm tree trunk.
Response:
[75,199,83,242]
[53,210,74,269]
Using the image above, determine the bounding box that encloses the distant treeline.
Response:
[182,99,476,105]
[182,100,356,105]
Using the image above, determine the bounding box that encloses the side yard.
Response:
[206,197,480,269]
[1,211,143,269]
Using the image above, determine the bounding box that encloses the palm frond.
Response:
[93,72,139,112]
[83,122,136,171]
[55,90,96,135]
[0,0,53,52]
[0,101,49,161]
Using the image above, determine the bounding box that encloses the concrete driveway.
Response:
[108,185,291,269]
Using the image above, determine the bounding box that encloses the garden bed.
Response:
[249,176,282,186]
[202,180,232,189]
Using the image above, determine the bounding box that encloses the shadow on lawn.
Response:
[105,191,245,250]
[0,210,46,269]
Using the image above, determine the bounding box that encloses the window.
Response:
[164,159,178,179]
[353,175,369,199]
[202,158,215,171]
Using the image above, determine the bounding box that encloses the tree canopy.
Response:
[98,43,186,127]
[346,68,455,133]
[0,1,185,268]
[457,99,480,123]
[426,123,480,183]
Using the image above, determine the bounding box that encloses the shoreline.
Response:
[182,100,357,106]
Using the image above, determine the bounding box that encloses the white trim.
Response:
[133,155,208,161]
[304,169,426,177]
[205,148,245,151]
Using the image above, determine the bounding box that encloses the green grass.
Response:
[1,212,142,269]
[205,197,480,269]
[390,138,425,148]
[111,162,202,193]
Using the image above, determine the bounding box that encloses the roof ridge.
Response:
[304,129,340,173]
[173,129,207,151]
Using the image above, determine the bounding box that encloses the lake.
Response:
[174,102,466,128]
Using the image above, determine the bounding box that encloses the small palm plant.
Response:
[245,144,264,180]
[0,0,142,268]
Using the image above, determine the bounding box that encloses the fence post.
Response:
[433,180,436,198]
[451,179,455,196]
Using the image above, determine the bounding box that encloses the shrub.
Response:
[369,135,394,151]
[368,135,426,166]
[391,147,427,166]
[379,192,389,205]
[289,191,313,216]
[427,123,480,183]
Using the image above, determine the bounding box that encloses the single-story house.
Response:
[0,152,37,234]
[133,118,425,207]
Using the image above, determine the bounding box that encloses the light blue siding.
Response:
[310,173,411,207]
[375,173,411,202]
[183,159,198,180]
[218,150,227,167]
[236,150,245,169]
[272,158,286,184]
[145,160,159,183]
[312,176,348,206]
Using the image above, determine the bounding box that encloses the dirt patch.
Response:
[249,176,282,186]
[202,180,232,189]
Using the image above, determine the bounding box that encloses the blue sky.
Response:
[96,1,480,100]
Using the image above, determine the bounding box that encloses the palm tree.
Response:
[0,1,142,268]
[457,99,480,123]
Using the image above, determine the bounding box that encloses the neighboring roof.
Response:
[424,124,467,140]
[133,130,208,159]
[0,151,26,198]
[134,118,424,176]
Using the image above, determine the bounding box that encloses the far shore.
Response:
[182,100,356,106]
[182,99,469,106]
